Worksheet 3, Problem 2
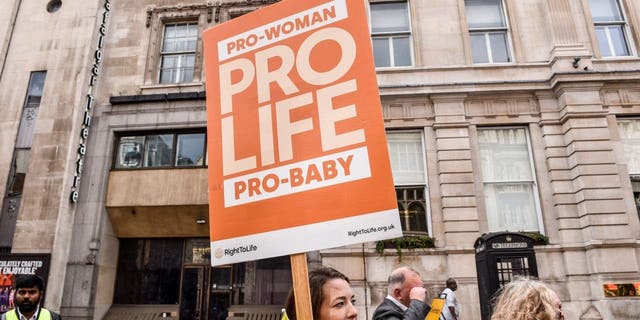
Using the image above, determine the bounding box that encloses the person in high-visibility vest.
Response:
[0,275,61,320]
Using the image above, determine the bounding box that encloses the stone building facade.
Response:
[1,0,640,319]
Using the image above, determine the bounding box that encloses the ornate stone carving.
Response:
[381,97,434,120]
[207,4,214,22]
[465,97,540,118]
[602,88,640,108]
[145,7,153,27]
[146,2,216,27]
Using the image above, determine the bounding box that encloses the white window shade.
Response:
[484,183,539,231]
[370,2,409,33]
[618,120,640,175]
[589,0,623,22]
[478,128,540,232]
[478,128,532,181]
[369,1,412,67]
[465,0,505,28]
[387,132,425,185]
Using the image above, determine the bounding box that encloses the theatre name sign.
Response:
[203,0,401,266]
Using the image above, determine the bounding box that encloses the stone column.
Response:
[432,94,479,248]
[544,0,592,71]
[539,84,639,319]
[557,84,632,242]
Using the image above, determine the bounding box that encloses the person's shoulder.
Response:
[373,298,394,311]
[372,299,403,319]
[42,308,62,320]
[51,311,62,320]
[408,298,429,309]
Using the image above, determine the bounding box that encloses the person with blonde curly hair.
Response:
[491,277,564,320]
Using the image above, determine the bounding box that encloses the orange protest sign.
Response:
[203,0,401,266]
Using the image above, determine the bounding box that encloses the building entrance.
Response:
[113,238,291,319]
[180,266,233,320]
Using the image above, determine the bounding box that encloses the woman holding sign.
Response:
[284,266,357,320]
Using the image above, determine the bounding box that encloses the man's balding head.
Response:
[387,267,425,307]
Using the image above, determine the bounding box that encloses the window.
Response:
[114,239,183,304]
[589,0,632,57]
[465,0,511,63]
[496,257,532,287]
[370,1,412,67]
[6,71,46,196]
[251,257,292,304]
[478,128,541,232]
[144,134,174,167]
[387,131,429,233]
[617,119,640,217]
[16,72,46,149]
[160,23,198,83]
[1,71,45,251]
[7,150,30,196]
[176,133,205,166]
[114,130,206,169]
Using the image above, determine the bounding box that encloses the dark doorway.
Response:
[180,266,233,320]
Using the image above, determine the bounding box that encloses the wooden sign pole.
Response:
[290,253,313,319]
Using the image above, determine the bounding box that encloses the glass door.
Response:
[209,266,233,320]
[180,266,233,320]
[180,267,210,320]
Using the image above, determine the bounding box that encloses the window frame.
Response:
[113,129,207,170]
[159,22,199,84]
[617,118,640,175]
[464,0,514,64]
[144,5,210,86]
[616,118,640,218]
[586,0,636,58]
[7,71,47,197]
[386,130,431,235]
[368,0,414,68]
[476,126,544,234]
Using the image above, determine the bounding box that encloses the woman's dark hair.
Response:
[14,275,45,291]
[284,266,350,320]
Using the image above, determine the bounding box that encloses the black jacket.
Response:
[372,297,430,320]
